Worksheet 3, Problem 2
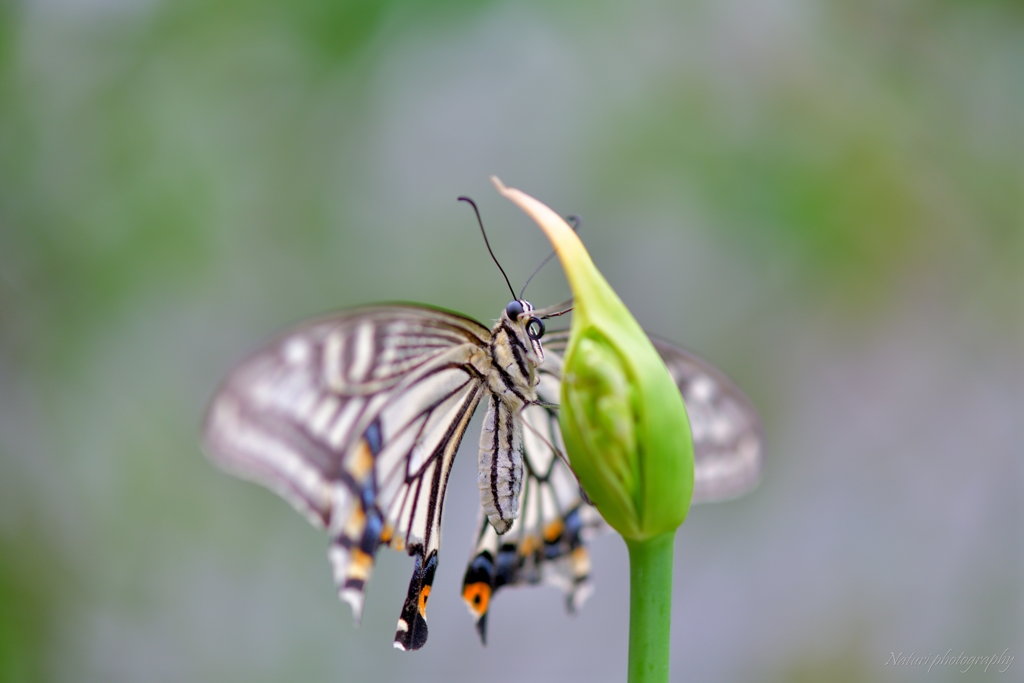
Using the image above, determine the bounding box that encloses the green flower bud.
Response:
[492,177,694,541]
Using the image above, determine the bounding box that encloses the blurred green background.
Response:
[1,0,1021,681]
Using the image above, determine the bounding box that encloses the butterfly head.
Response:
[502,299,546,364]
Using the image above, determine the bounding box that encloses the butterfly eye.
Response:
[505,300,525,320]
[526,317,545,341]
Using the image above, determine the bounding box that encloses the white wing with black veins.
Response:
[203,305,491,651]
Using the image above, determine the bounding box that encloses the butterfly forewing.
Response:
[202,305,492,651]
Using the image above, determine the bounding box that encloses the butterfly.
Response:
[201,299,763,651]
[201,200,764,651]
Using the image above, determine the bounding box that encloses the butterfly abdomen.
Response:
[477,394,524,535]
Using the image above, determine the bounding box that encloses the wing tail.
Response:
[393,549,438,651]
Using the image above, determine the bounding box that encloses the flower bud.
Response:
[492,177,694,540]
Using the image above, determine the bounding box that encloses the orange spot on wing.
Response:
[543,519,564,542]
[348,548,374,581]
[346,439,374,481]
[519,535,541,556]
[343,506,367,539]
[417,585,431,617]
[461,582,491,617]
[571,546,591,575]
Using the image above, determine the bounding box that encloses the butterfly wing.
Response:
[461,331,764,641]
[202,305,491,651]
[652,337,764,503]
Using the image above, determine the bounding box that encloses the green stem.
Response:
[626,531,676,683]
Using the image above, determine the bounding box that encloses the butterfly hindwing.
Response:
[461,331,764,641]
[202,305,491,650]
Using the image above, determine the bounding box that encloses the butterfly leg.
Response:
[521,412,594,506]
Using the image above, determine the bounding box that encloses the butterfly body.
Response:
[477,300,545,536]
[202,299,762,652]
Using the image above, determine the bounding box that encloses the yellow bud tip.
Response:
[489,176,587,263]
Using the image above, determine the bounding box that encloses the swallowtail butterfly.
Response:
[202,210,763,651]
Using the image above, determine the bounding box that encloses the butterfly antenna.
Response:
[459,196,516,300]
[518,214,582,299]
[535,299,573,319]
